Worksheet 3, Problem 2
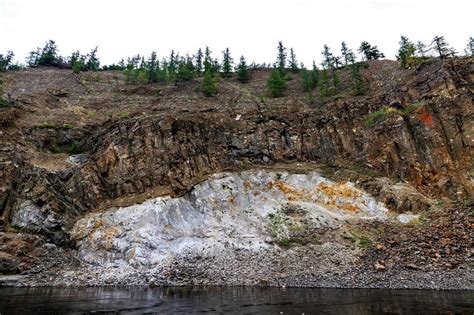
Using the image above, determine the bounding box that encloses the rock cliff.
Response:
[0,58,472,288]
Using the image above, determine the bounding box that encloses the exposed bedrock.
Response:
[0,58,472,246]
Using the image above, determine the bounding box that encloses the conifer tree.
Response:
[300,64,315,104]
[0,51,14,72]
[276,41,287,73]
[168,50,178,79]
[38,40,59,67]
[289,48,298,73]
[202,69,217,96]
[358,41,385,60]
[85,46,100,71]
[177,56,195,81]
[204,46,213,73]
[340,41,355,65]
[431,36,452,59]
[267,68,286,97]
[195,48,203,76]
[147,51,158,83]
[397,35,416,68]
[300,66,312,92]
[221,48,233,78]
[236,55,250,83]
[350,64,365,96]
[321,45,334,69]
[318,68,330,98]
[311,61,319,88]
[415,41,428,58]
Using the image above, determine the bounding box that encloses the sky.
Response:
[0,0,472,66]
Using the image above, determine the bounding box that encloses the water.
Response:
[0,286,473,314]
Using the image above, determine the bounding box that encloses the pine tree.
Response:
[465,37,474,56]
[0,51,14,72]
[311,61,319,88]
[341,42,356,65]
[221,48,233,78]
[350,64,365,96]
[321,45,333,69]
[202,69,217,96]
[267,68,286,97]
[195,48,203,76]
[236,55,250,83]
[85,46,100,71]
[431,36,452,59]
[289,48,298,73]
[318,68,330,98]
[397,35,416,68]
[415,41,428,58]
[300,64,315,104]
[300,66,312,92]
[276,41,287,73]
[358,41,385,60]
[38,40,59,67]
[177,56,195,82]
[168,50,178,80]
[204,46,213,73]
[147,51,158,83]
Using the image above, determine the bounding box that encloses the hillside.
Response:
[0,57,472,288]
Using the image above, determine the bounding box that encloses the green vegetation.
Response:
[288,48,298,73]
[0,51,14,72]
[236,56,250,83]
[397,35,416,68]
[202,69,217,97]
[364,102,422,127]
[276,41,287,74]
[431,35,455,59]
[221,48,233,78]
[358,41,385,60]
[267,68,286,97]
[343,229,373,249]
[37,122,57,129]
[49,140,84,154]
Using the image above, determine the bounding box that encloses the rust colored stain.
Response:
[418,108,434,128]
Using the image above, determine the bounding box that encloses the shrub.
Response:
[202,70,217,97]
[267,69,286,97]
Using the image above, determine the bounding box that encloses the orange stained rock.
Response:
[274,181,309,201]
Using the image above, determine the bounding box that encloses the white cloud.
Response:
[0,0,472,66]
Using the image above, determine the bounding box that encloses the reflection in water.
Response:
[0,286,473,314]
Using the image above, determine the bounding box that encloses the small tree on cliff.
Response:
[85,46,100,71]
[276,41,287,74]
[415,41,428,58]
[195,48,203,76]
[0,51,14,72]
[397,35,416,68]
[289,48,298,73]
[431,36,452,59]
[202,69,217,96]
[236,55,250,83]
[221,48,233,78]
[341,41,355,65]
[267,68,286,97]
[358,41,385,60]
[321,45,334,69]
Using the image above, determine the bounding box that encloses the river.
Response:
[0,286,473,314]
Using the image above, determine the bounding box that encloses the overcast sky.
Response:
[1,0,472,66]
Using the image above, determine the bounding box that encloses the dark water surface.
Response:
[0,286,473,314]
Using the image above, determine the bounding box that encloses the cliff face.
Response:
[0,58,472,286]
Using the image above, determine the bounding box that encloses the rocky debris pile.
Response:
[362,202,472,273]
